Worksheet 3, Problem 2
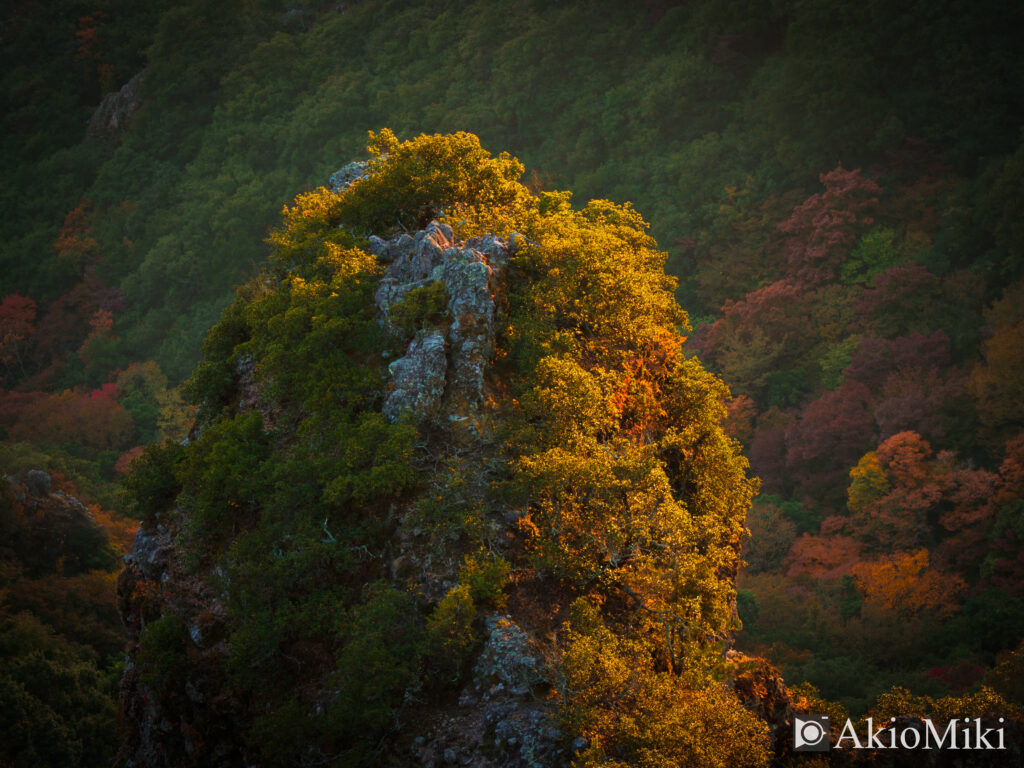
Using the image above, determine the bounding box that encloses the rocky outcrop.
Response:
[328,160,368,192]
[383,328,448,421]
[373,219,513,434]
[728,651,797,759]
[3,470,104,570]
[404,617,566,768]
[117,518,239,768]
[87,70,146,148]
[115,166,541,768]
[25,468,52,496]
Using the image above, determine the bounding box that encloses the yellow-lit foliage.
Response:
[559,600,770,768]
[847,450,890,513]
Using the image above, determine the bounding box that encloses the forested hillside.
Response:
[3,0,1024,765]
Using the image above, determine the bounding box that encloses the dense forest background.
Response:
[3,0,1024,762]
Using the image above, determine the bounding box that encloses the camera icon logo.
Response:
[794,715,830,751]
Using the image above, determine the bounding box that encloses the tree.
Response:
[777,165,882,285]
[851,549,965,621]
[558,600,769,768]
[785,380,876,511]
[0,613,118,768]
[0,294,37,383]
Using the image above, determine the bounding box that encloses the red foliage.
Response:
[778,166,882,284]
[844,331,969,442]
[785,380,876,508]
[940,467,1000,533]
[720,279,805,336]
[21,273,123,388]
[995,432,1024,504]
[927,662,986,694]
[0,294,37,381]
[7,388,134,455]
[786,534,862,579]
[749,408,795,495]
[0,390,46,430]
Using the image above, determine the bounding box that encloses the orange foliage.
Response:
[89,503,138,555]
[724,395,757,443]
[114,445,146,475]
[74,15,102,62]
[851,549,966,620]
[848,431,1000,559]
[849,431,945,549]
[54,199,99,273]
[89,308,114,333]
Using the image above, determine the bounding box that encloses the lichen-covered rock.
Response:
[486,702,563,768]
[374,220,507,426]
[383,329,448,421]
[401,616,563,768]
[327,160,369,192]
[443,240,502,408]
[473,616,544,699]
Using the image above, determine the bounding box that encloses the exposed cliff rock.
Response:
[373,219,511,430]
[87,70,146,148]
[401,616,564,768]
[728,651,798,759]
[328,160,369,192]
[118,516,239,768]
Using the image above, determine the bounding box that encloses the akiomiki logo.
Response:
[793,715,830,751]
[794,713,1009,752]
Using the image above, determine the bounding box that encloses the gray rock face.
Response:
[473,617,561,768]
[408,616,562,768]
[327,161,369,192]
[374,221,509,426]
[127,525,174,582]
[382,329,448,422]
[473,616,544,699]
[87,70,146,147]
[443,243,498,407]
[25,469,52,496]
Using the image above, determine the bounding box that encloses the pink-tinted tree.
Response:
[778,165,882,285]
